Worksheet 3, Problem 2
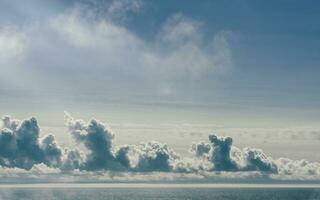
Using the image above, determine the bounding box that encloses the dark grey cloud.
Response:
[40,134,63,168]
[65,114,126,171]
[208,134,238,171]
[65,113,181,172]
[191,134,278,173]
[114,145,131,168]
[0,116,62,170]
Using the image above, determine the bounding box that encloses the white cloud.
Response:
[0,4,233,99]
[159,14,202,46]
[0,27,25,61]
[1,114,320,183]
[107,0,143,20]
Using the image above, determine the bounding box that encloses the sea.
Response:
[0,184,319,200]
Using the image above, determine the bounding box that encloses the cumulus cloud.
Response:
[0,116,62,170]
[124,141,181,172]
[64,113,183,172]
[191,134,278,173]
[190,142,211,157]
[61,148,84,171]
[243,147,278,173]
[1,114,320,182]
[275,158,320,176]
[208,135,238,171]
[65,113,123,170]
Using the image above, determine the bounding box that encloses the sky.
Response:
[0,0,320,126]
[0,0,320,183]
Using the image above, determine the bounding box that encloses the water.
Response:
[0,185,320,200]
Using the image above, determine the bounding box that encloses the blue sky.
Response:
[0,1,320,126]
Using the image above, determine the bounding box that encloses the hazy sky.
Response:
[1,1,320,184]
[0,0,319,127]
[0,0,320,163]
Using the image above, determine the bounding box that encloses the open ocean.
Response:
[0,184,319,200]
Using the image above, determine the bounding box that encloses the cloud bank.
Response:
[0,114,320,183]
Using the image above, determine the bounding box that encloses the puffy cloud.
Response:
[61,148,85,171]
[128,141,181,172]
[208,135,238,171]
[275,158,320,176]
[1,115,20,130]
[0,116,63,170]
[114,145,131,168]
[2,114,320,183]
[0,129,17,159]
[65,113,121,170]
[191,134,279,173]
[64,113,183,172]
[190,142,211,157]
[243,148,278,173]
[40,134,63,167]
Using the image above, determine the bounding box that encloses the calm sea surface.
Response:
[0,184,319,200]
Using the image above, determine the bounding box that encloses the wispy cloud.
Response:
[0,2,232,101]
